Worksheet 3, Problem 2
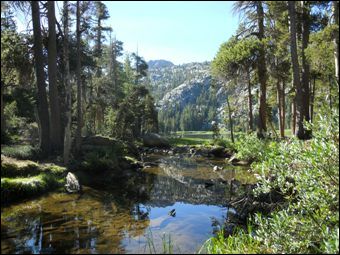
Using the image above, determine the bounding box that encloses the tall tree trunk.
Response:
[47,1,62,152]
[299,0,311,139]
[329,75,332,109]
[247,69,254,132]
[63,1,71,164]
[256,1,267,138]
[334,1,339,87]
[31,1,50,155]
[226,94,234,143]
[291,96,296,135]
[277,79,285,138]
[75,1,82,151]
[310,75,316,123]
[95,7,103,132]
[96,15,102,77]
[288,1,304,139]
[282,81,285,137]
[110,37,118,107]
[1,82,4,137]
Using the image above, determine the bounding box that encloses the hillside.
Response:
[145,60,249,132]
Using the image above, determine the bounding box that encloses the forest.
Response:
[1,1,339,254]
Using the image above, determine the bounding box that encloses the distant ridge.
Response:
[147,59,174,69]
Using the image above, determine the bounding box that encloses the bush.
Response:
[212,138,233,149]
[251,110,339,253]
[204,110,339,254]
[3,101,31,143]
[234,133,269,161]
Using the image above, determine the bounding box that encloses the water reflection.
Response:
[1,154,254,254]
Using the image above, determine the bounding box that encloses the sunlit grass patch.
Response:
[1,155,40,177]
[199,226,268,254]
[1,173,65,204]
[168,137,212,146]
[1,155,67,178]
[1,156,67,204]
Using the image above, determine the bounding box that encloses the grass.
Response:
[144,229,174,254]
[173,129,293,139]
[168,129,293,149]
[1,155,67,204]
[168,137,212,146]
[1,155,39,177]
[1,173,65,203]
[198,225,269,254]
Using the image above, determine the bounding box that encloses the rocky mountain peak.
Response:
[147,59,174,69]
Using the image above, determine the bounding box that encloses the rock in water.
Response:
[65,172,81,193]
[213,165,222,171]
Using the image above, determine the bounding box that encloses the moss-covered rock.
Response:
[82,135,139,157]
[42,164,67,177]
[1,155,40,177]
[1,155,68,204]
[1,173,65,204]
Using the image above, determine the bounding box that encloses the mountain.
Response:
[147,59,174,69]
[143,61,229,132]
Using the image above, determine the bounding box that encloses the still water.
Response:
[1,153,255,254]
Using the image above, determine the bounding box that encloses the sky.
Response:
[105,1,239,64]
[14,1,239,65]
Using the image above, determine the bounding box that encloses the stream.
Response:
[1,153,255,254]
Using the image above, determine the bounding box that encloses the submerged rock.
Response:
[65,172,81,193]
[213,165,223,171]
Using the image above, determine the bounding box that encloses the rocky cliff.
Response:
[144,61,228,131]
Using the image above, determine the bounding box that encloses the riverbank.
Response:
[199,114,339,254]
[1,134,252,205]
[1,144,256,254]
[1,155,67,204]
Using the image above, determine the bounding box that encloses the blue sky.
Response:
[15,1,239,65]
[104,1,239,64]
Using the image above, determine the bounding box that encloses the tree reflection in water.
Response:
[1,154,255,254]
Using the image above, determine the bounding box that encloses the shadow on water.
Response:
[1,153,255,254]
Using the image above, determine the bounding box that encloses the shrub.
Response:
[1,144,40,160]
[204,109,339,254]
[250,110,339,253]
[213,138,234,149]
[234,133,268,161]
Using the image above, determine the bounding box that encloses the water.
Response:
[1,153,255,254]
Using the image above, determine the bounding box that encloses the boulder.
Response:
[142,133,170,148]
[82,135,120,146]
[65,172,81,193]
[82,135,139,157]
